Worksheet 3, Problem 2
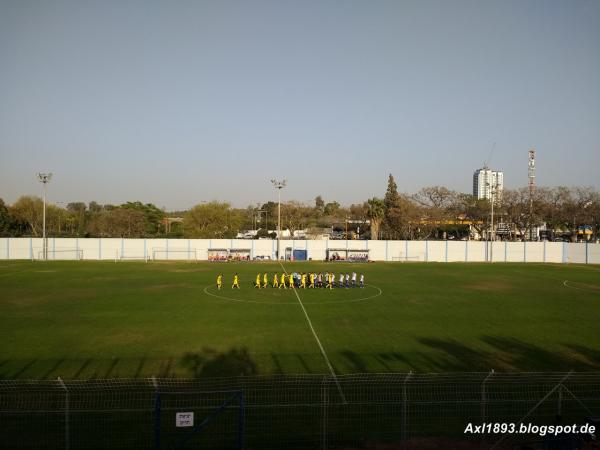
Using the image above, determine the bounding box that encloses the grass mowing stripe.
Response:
[278,261,348,404]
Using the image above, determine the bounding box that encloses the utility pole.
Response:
[37,173,53,261]
[270,179,286,260]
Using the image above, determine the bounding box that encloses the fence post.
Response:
[152,377,160,450]
[321,375,329,450]
[480,370,494,448]
[557,384,563,420]
[57,377,70,450]
[402,371,413,448]
[238,391,245,450]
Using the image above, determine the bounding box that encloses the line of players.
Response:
[216,272,365,290]
[255,271,365,289]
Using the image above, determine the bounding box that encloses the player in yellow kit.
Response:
[255,273,262,288]
[232,273,240,289]
[309,272,315,288]
[263,272,269,288]
[300,273,307,289]
[288,273,294,289]
[326,272,333,290]
[273,273,279,288]
[279,272,287,289]
[216,274,223,290]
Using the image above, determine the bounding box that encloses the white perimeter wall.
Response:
[1,238,599,264]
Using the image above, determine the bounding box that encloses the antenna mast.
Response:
[528,149,536,240]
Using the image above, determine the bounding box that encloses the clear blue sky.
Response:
[1,0,599,210]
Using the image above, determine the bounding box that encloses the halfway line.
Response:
[278,261,347,404]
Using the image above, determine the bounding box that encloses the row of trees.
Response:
[1,175,599,240]
[371,176,600,241]
[0,198,166,238]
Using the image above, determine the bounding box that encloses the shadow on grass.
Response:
[73,358,93,379]
[271,354,284,374]
[400,337,600,372]
[10,359,38,378]
[133,356,146,378]
[180,347,257,377]
[3,338,600,379]
[42,358,66,380]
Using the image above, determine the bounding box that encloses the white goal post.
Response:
[152,248,198,261]
[392,254,421,262]
[115,250,149,262]
[36,248,84,260]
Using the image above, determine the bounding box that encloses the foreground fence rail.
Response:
[1,373,599,449]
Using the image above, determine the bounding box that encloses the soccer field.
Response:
[0,260,599,379]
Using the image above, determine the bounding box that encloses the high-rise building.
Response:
[473,166,503,200]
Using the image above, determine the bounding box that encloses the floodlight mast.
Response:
[271,179,286,260]
[486,181,498,262]
[37,173,53,261]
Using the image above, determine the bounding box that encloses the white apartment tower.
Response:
[473,166,503,200]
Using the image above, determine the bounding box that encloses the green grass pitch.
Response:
[0,260,599,379]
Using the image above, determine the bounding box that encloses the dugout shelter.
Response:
[326,248,369,262]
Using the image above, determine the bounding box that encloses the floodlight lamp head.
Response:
[37,172,53,184]
[271,179,286,189]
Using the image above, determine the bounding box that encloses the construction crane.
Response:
[483,142,496,169]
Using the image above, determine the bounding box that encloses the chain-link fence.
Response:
[1,372,599,450]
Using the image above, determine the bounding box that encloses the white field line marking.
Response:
[203,285,295,304]
[203,283,382,305]
[278,261,348,404]
[563,280,600,292]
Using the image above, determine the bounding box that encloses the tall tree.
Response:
[456,194,490,240]
[121,201,165,235]
[382,174,406,238]
[383,174,399,211]
[323,201,340,216]
[9,196,43,236]
[86,208,146,237]
[282,201,313,237]
[366,198,385,240]
[0,199,14,236]
[314,195,325,214]
[67,202,87,236]
[183,202,242,238]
